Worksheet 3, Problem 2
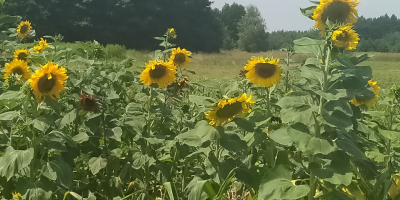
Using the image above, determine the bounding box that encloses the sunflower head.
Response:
[205,93,255,126]
[3,59,31,83]
[350,80,380,106]
[312,0,359,31]
[244,57,283,88]
[13,49,31,62]
[12,192,22,200]
[79,93,99,112]
[16,21,32,39]
[169,47,191,68]
[33,45,45,54]
[139,60,177,89]
[169,28,177,39]
[29,61,68,102]
[332,25,359,50]
[39,37,49,47]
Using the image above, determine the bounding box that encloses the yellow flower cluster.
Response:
[2,21,68,102]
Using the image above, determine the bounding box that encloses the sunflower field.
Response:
[1,0,400,200]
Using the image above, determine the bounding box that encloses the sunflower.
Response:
[16,21,32,39]
[312,0,359,31]
[29,61,68,102]
[12,192,21,200]
[169,47,191,68]
[205,93,255,126]
[139,60,177,89]
[39,37,49,48]
[3,59,31,82]
[79,93,99,112]
[33,45,45,54]
[332,26,359,50]
[350,80,380,106]
[169,28,177,39]
[13,49,31,62]
[244,57,283,87]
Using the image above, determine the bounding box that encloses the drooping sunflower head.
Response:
[29,61,68,102]
[350,80,380,106]
[13,49,31,62]
[312,0,359,31]
[244,57,283,87]
[79,93,99,112]
[169,28,177,39]
[16,21,32,39]
[332,25,360,50]
[139,60,177,89]
[205,93,255,126]
[3,59,31,83]
[169,47,191,68]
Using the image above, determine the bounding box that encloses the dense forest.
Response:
[1,1,400,53]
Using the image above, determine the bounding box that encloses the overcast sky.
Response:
[211,0,399,31]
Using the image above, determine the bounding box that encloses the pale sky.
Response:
[211,0,399,31]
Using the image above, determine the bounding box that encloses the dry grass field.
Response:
[127,50,400,89]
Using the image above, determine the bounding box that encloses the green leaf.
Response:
[194,120,221,142]
[315,89,356,101]
[88,156,107,175]
[259,165,310,199]
[176,130,202,147]
[0,111,19,121]
[233,117,255,132]
[379,129,400,141]
[132,152,150,169]
[322,100,353,129]
[300,6,317,20]
[163,182,175,200]
[220,133,247,153]
[277,93,318,125]
[193,79,220,90]
[189,95,216,106]
[46,131,77,151]
[0,91,24,100]
[335,130,368,160]
[0,15,22,25]
[19,179,53,200]
[72,132,90,143]
[126,102,143,116]
[288,123,335,155]
[269,125,293,146]
[185,177,213,200]
[105,127,123,142]
[0,147,34,180]
[310,151,353,186]
[154,37,165,41]
[293,37,324,57]
[41,160,73,188]
[59,110,76,129]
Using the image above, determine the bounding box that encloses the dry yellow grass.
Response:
[127,50,400,88]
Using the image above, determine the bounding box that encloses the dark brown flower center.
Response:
[216,102,243,119]
[11,67,24,75]
[84,98,96,107]
[255,63,276,78]
[17,53,28,61]
[174,53,186,64]
[20,24,29,34]
[149,64,167,79]
[321,1,351,25]
[38,74,56,93]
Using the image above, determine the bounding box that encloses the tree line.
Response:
[1,1,399,53]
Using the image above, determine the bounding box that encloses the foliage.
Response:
[237,5,268,52]
[215,3,246,50]
[1,0,223,53]
[1,1,400,200]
